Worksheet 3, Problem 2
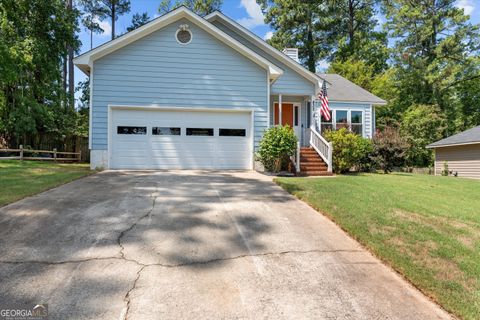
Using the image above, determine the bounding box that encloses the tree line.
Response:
[259,0,480,167]
[1,0,479,167]
[0,0,220,148]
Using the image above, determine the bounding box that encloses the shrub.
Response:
[257,125,297,172]
[400,104,446,167]
[441,161,449,176]
[371,127,409,173]
[324,128,372,173]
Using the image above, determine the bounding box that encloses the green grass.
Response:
[275,173,480,320]
[0,160,92,207]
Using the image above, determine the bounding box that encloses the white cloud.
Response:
[264,31,273,40]
[316,60,330,73]
[237,0,265,29]
[93,17,112,37]
[456,0,475,15]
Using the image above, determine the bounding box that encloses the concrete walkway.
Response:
[0,171,451,319]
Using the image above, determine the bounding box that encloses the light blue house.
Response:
[74,6,385,171]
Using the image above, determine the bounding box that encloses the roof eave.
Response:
[427,141,480,149]
[329,99,387,105]
[205,11,323,87]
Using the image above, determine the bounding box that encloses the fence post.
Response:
[78,151,82,162]
[19,145,23,161]
[53,148,57,162]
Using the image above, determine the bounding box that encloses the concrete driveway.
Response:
[0,171,451,320]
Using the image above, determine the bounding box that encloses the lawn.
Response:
[275,173,480,320]
[0,160,92,207]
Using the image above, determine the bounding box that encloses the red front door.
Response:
[274,103,294,127]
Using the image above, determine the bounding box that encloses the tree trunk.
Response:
[63,55,67,92]
[306,11,316,72]
[67,0,74,109]
[111,2,115,40]
[348,0,355,48]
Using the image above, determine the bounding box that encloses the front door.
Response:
[274,103,301,139]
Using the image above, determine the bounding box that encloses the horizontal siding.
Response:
[435,145,480,178]
[92,17,267,150]
[212,20,315,95]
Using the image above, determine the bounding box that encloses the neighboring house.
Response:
[74,6,385,170]
[427,126,480,179]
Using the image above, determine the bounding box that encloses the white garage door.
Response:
[110,108,252,169]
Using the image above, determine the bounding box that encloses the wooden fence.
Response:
[0,145,81,162]
[5,135,89,162]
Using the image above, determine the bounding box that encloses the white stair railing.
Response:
[310,126,333,172]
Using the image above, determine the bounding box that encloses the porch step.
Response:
[301,164,327,171]
[300,156,324,162]
[299,147,333,177]
[299,171,333,176]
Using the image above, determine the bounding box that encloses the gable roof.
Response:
[317,74,387,105]
[427,126,480,148]
[73,6,283,80]
[205,11,323,91]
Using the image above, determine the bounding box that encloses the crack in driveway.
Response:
[0,248,366,267]
[117,196,157,260]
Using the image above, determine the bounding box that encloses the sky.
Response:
[74,0,480,102]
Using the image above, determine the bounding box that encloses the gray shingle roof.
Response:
[427,126,480,148]
[317,73,387,105]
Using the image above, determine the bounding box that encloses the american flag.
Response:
[318,80,331,121]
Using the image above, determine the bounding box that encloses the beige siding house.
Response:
[427,126,480,179]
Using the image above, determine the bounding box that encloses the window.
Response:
[186,128,214,136]
[336,110,349,130]
[176,29,192,44]
[152,127,181,136]
[219,129,246,137]
[117,126,146,135]
[320,110,333,134]
[351,111,363,135]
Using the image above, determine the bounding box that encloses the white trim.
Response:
[267,70,271,127]
[372,104,376,135]
[278,94,282,125]
[175,28,192,45]
[250,110,255,169]
[330,99,387,106]
[369,104,373,138]
[426,141,480,149]
[433,149,437,175]
[107,104,255,170]
[89,64,93,149]
[74,7,283,80]
[205,11,323,92]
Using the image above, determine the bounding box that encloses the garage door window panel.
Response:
[186,128,214,136]
[219,129,246,137]
[152,127,181,136]
[117,126,147,135]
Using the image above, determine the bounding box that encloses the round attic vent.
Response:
[176,25,192,44]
